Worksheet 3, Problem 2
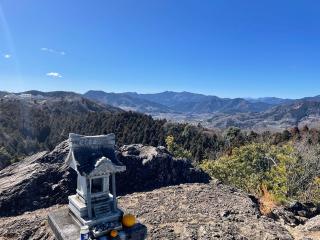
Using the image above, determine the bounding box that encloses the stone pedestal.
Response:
[68,194,123,226]
[48,207,80,240]
[48,207,147,240]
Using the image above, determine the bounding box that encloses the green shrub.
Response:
[165,135,192,159]
[200,143,298,203]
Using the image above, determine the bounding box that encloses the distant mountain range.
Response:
[84,91,171,113]
[84,90,320,130]
[1,90,120,113]
[2,90,320,131]
[245,97,294,105]
[84,90,275,114]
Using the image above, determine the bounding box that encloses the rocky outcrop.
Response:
[264,202,320,239]
[0,205,59,240]
[0,183,294,240]
[0,142,76,217]
[118,183,293,240]
[271,202,320,226]
[287,215,320,240]
[116,144,210,194]
[0,142,209,217]
[296,215,320,233]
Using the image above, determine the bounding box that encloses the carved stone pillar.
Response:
[87,178,92,219]
[112,173,117,211]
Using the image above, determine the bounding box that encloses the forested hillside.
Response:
[0,94,320,212]
[0,96,223,169]
[2,95,320,169]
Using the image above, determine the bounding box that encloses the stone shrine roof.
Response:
[73,146,123,175]
[67,133,125,176]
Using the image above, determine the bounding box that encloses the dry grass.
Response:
[259,185,277,215]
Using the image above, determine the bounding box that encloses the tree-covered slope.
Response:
[0,94,225,169]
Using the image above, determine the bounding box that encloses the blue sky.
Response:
[0,0,320,98]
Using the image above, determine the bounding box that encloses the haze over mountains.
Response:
[85,90,275,114]
[2,90,320,131]
[84,90,320,130]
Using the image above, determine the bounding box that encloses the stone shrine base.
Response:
[48,208,147,240]
[48,208,80,240]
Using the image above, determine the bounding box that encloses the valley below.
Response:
[3,90,320,132]
[84,90,320,131]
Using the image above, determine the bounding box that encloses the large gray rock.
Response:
[0,205,59,240]
[118,183,293,240]
[0,183,294,240]
[289,215,320,240]
[0,142,209,217]
[0,141,76,217]
[116,144,210,194]
[271,202,320,227]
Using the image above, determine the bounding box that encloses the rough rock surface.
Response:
[271,202,320,227]
[0,183,294,240]
[0,142,209,217]
[286,202,320,219]
[287,215,320,240]
[0,142,76,217]
[0,205,59,240]
[300,215,320,232]
[116,144,210,193]
[119,183,293,240]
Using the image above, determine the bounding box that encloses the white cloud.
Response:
[46,72,62,78]
[41,47,66,56]
[3,54,11,59]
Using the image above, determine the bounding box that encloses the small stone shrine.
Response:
[48,133,147,240]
